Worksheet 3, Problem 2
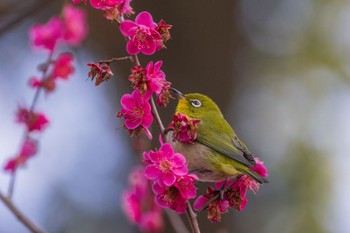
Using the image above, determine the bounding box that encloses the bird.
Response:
[168,88,268,184]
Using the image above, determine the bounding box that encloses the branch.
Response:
[116,15,201,233]
[186,202,201,233]
[0,190,48,233]
[99,56,132,64]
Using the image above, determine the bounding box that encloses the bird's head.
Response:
[170,88,223,120]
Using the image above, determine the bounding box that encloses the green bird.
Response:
[168,88,268,184]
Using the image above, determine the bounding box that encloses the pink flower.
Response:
[19,138,38,158]
[173,174,197,199]
[122,166,164,232]
[90,0,120,10]
[87,62,113,86]
[103,0,134,19]
[16,107,49,132]
[193,187,229,222]
[152,181,188,214]
[3,138,38,173]
[52,53,74,80]
[143,143,188,186]
[117,90,153,137]
[29,16,63,51]
[139,211,163,233]
[62,4,88,46]
[251,158,269,177]
[145,61,166,94]
[28,77,42,88]
[168,113,201,144]
[4,159,18,173]
[128,61,170,96]
[119,11,162,55]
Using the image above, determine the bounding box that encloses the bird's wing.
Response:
[230,136,256,166]
[196,132,253,167]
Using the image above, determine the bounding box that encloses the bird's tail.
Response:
[237,168,269,184]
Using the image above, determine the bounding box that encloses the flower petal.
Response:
[172,153,186,167]
[135,11,154,28]
[119,20,137,36]
[159,144,174,159]
[161,172,176,186]
[145,165,162,180]
[126,40,140,55]
[141,41,156,55]
[193,195,207,211]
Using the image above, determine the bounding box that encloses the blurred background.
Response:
[0,0,349,232]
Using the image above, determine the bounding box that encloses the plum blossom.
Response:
[152,181,188,214]
[53,53,74,79]
[122,166,163,233]
[4,138,38,173]
[119,11,162,55]
[145,61,168,95]
[62,4,88,46]
[87,62,113,86]
[168,113,201,144]
[155,20,172,46]
[143,143,188,186]
[117,90,153,138]
[16,107,49,132]
[193,187,230,223]
[29,16,63,51]
[128,61,170,95]
[143,142,197,214]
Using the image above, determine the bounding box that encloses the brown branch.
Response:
[0,190,48,233]
[99,56,132,64]
[116,14,201,233]
[186,202,201,233]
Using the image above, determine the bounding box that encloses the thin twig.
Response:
[186,202,201,233]
[0,190,48,233]
[99,56,132,64]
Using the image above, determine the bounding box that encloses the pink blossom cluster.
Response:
[117,60,172,139]
[128,60,172,106]
[73,0,133,19]
[120,11,172,55]
[168,113,201,144]
[3,4,88,174]
[30,4,88,51]
[143,143,197,214]
[4,108,49,172]
[194,158,268,222]
[122,166,163,232]
[29,53,75,93]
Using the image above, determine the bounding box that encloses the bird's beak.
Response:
[170,87,185,99]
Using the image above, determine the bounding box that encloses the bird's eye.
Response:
[190,99,202,108]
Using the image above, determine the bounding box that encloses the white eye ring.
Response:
[190,99,202,108]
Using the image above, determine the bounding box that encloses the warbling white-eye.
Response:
[169,88,268,184]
